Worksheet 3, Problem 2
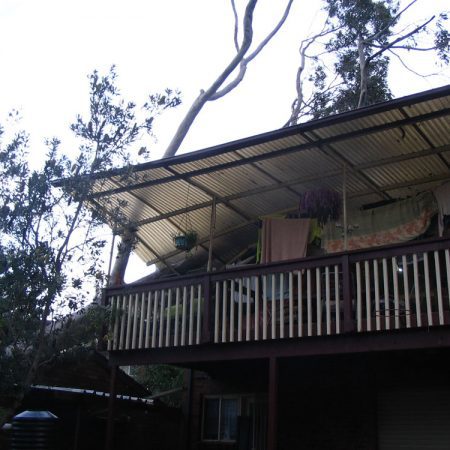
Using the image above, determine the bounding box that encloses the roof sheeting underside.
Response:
[89,86,450,274]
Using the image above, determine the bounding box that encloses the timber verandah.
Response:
[104,236,450,366]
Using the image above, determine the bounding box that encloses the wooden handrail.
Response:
[104,236,450,349]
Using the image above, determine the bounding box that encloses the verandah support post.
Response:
[105,364,118,450]
[267,356,278,450]
[207,196,217,273]
[201,275,212,343]
[343,163,348,251]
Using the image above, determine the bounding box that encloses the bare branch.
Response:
[388,48,441,77]
[368,15,435,62]
[358,35,368,107]
[369,43,438,52]
[231,0,240,52]
[163,0,294,158]
[163,0,257,158]
[210,0,294,101]
[209,63,248,101]
[284,14,342,126]
[368,0,418,43]
[243,0,294,63]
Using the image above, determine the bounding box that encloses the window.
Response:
[202,396,240,442]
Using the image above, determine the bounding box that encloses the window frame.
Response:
[201,394,242,443]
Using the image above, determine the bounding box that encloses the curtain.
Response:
[261,218,311,263]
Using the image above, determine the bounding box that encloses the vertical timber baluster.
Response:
[238,278,243,342]
[280,273,284,339]
[392,257,400,329]
[364,261,371,332]
[189,285,194,345]
[152,291,159,348]
[246,277,251,342]
[298,271,303,337]
[174,288,180,347]
[255,276,260,341]
[181,286,187,346]
[316,268,321,336]
[159,289,165,348]
[434,251,444,325]
[356,262,362,332]
[307,269,312,336]
[263,275,268,340]
[413,254,422,326]
[402,256,411,328]
[222,281,227,343]
[139,292,146,348]
[125,294,133,350]
[145,292,152,348]
[166,289,172,347]
[214,282,220,343]
[271,274,276,339]
[196,284,202,345]
[374,261,381,330]
[131,293,139,349]
[423,252,433,326]
[230,280,235,342]
[335,265,340,334]
[289,272,294,338]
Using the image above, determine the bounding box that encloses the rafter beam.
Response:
[112,143,450,229]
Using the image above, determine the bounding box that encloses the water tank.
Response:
[11,410,58,450]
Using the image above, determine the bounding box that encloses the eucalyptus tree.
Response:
[286,0,449,125]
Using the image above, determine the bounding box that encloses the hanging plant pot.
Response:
[173,230,198,252]
[299,188,342,225]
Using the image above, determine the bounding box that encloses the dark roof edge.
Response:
[60,84,450,184]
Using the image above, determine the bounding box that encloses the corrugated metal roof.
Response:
[85,85,450,275]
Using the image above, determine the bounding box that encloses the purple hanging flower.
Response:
[299,189,342,225]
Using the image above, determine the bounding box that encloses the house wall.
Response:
[186,348,450,450]
[278,355,377,450]
[186,361,268,450]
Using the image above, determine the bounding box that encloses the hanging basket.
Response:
[299,188,342,225]
[173,230,198,252]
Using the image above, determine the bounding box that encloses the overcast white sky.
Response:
[1,0,449,281]
[1,0,448,159]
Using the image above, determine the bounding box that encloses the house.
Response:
[86,85,450,449]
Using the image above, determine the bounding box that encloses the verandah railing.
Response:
[105,238,450,351]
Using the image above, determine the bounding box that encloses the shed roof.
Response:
[88,85,450,274]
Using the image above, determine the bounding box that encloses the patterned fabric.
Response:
[322,192,437,253]
[433,181,450,236]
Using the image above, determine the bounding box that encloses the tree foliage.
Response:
[0,67,180,422]
[286,0,450,124]
[132,364,184,407]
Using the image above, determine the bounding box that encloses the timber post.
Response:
[267,356,278,450]
[105,364,118,450]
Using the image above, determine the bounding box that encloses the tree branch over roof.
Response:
[162,0,294,159]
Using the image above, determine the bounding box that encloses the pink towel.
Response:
[261,218,311,264]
